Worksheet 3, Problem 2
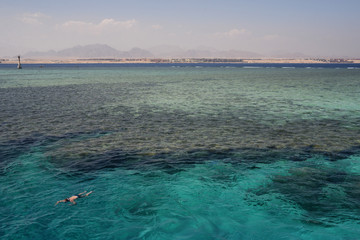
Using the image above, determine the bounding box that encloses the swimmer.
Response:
[55,191,93,206]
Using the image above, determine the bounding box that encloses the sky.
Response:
[1,0,360,57]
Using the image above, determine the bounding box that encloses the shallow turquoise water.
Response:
[1,63,360,239]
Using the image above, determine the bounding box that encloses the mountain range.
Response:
[24,44,154,59]
[22,44,310,59]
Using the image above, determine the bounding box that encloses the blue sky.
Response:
[1,0,360,57]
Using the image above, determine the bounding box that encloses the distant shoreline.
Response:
[1,58,359,64]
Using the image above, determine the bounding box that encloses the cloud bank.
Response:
[61,18,137,34]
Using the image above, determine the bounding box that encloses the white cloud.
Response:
[61,18,137,34]
[216,28,251,38]
[99,18,136,29]
[21,12,49,25]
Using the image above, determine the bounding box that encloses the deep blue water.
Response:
[1,63,360,239]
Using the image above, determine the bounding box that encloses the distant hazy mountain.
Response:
[148,45,262,58]
[127,47,154,58]
[22,43,312,59]
[24,44,153,58]
[216,50,262,58]
[57,44,121,58]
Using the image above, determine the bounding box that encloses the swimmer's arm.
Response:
[85,191,93,196]
[70,200,77,205]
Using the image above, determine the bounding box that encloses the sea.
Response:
[1,63,360,239]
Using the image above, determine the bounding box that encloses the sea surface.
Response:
[1,63,360,239]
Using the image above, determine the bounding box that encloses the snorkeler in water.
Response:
[55,191,93,206]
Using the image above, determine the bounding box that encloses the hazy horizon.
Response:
[1,0,360,58]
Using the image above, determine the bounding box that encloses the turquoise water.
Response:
[1,63,360,239]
